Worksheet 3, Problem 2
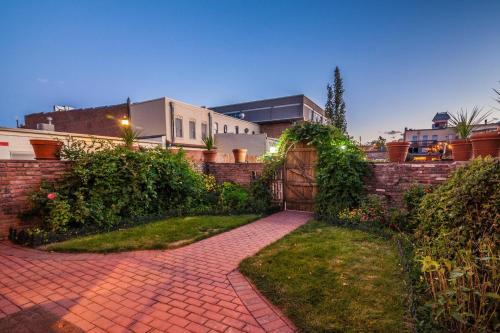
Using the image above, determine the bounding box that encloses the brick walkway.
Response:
[0,211,311,333]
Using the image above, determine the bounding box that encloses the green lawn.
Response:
[46,214,260,253]
[239,220,411,333]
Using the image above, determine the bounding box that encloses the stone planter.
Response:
[470,131,500,158]
[450,139,472,161]
[232,149,248,163]
[203,149,217,163]
[386,141,410,163]
[29,139,62,160]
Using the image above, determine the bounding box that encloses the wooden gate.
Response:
[284,142,317,211]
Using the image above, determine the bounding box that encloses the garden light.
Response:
[269,146,278,154]
[340,145,346,150]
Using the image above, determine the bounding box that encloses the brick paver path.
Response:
[0,211,311,333]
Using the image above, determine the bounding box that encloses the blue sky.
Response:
[1,0,499,141]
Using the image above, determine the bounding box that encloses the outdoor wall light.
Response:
[121,116,130,126]
[340,145,346,150]
[269,146,278,154]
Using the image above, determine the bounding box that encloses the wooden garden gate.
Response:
[284,143,318,211]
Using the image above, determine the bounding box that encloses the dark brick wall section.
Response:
[0,160,70,239]
[24,104,128,137]
[365,162,463,206]
[206,163,264,185]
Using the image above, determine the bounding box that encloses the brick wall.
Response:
[0,160,70,239]
[206,163,264,185]
[25,104,128,137]
[366,162,463,206]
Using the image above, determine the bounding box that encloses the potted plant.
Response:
[29,139,63,160]
[386,141,410,163]
[449,107,490,161]
[470,130,500,158]
[202,136,217,163]
[232,148,248,163]
[121,126,141,150]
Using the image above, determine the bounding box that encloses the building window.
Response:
[235,126,239,134]
[189,120,196,139]
[175,117,183,138]
[223,125,228,133]
[412,135,417,142]
[201,123,208,140]
[422,135,428,142]
[214,122,219,134]
[252,131,255,135]
[244,128,249,134]
[432,135,438,142]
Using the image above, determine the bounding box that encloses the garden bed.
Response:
[239,220,412,333]
[44,214,260,253]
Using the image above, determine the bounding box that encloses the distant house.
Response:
[210,94,326,138]
[404,112,499,154]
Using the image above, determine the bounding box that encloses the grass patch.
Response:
[239,220,411,333]
[46,214,260,253]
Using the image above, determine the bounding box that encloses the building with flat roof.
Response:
[404,112,499,154]
[210,94,326,138]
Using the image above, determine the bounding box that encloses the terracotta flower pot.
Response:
[29,139,62,160]
[386,141,410,163]
[232,148,248,163]
[168,146,180,154]
[470,131,500,158]
[450,139,472,161]
[203,149,217,163]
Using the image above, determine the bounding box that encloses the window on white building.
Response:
[175,117,183,138]
[235,126,239,134]
[214,122,219,134]
[223,125,228,133]
[201,123,208,140]
[189,120,196,139]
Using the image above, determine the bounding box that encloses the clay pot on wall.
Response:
[203,149,217,163]
[232,149,248,163]
[470,131,500,158]
[386,141,410,163]
[450,139,472,161]
[30,139,63,160]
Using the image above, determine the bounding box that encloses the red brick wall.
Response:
[260,122,294,139]
[0,160,70,239]
[366,162,463,206]
[24,104,128,137]
[206,163,264,185]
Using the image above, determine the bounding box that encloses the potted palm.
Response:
[202,136,217,163]
[449,107,490,161]
[121,126,141,150]
[30,139,63,160]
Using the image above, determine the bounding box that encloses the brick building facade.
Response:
[24,103,129,137]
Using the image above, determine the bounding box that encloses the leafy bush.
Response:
[414,157,499,332]
[220,182,249,212]
[337,194,387,226]
[24,146,208,232]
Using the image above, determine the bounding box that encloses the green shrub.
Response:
[337,194,387,227]
[220,182,250,212]
[26,146,207,231]
[415,157,499,259]
[414,157,499,332]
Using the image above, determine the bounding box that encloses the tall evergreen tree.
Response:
[332,66,347,133]
[324,84,334,121]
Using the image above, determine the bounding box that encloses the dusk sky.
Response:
[1,0,499,141]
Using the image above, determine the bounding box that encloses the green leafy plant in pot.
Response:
[202,136,217,163]
[120,126,141,150]
[449,107,490,161]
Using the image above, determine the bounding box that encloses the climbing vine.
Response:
[262,122,370,220]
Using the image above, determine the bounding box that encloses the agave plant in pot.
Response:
[449,107,490,161]
[202,136,217,163]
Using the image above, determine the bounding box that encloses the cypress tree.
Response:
[332,66,347,133]
[324,84,334,121]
